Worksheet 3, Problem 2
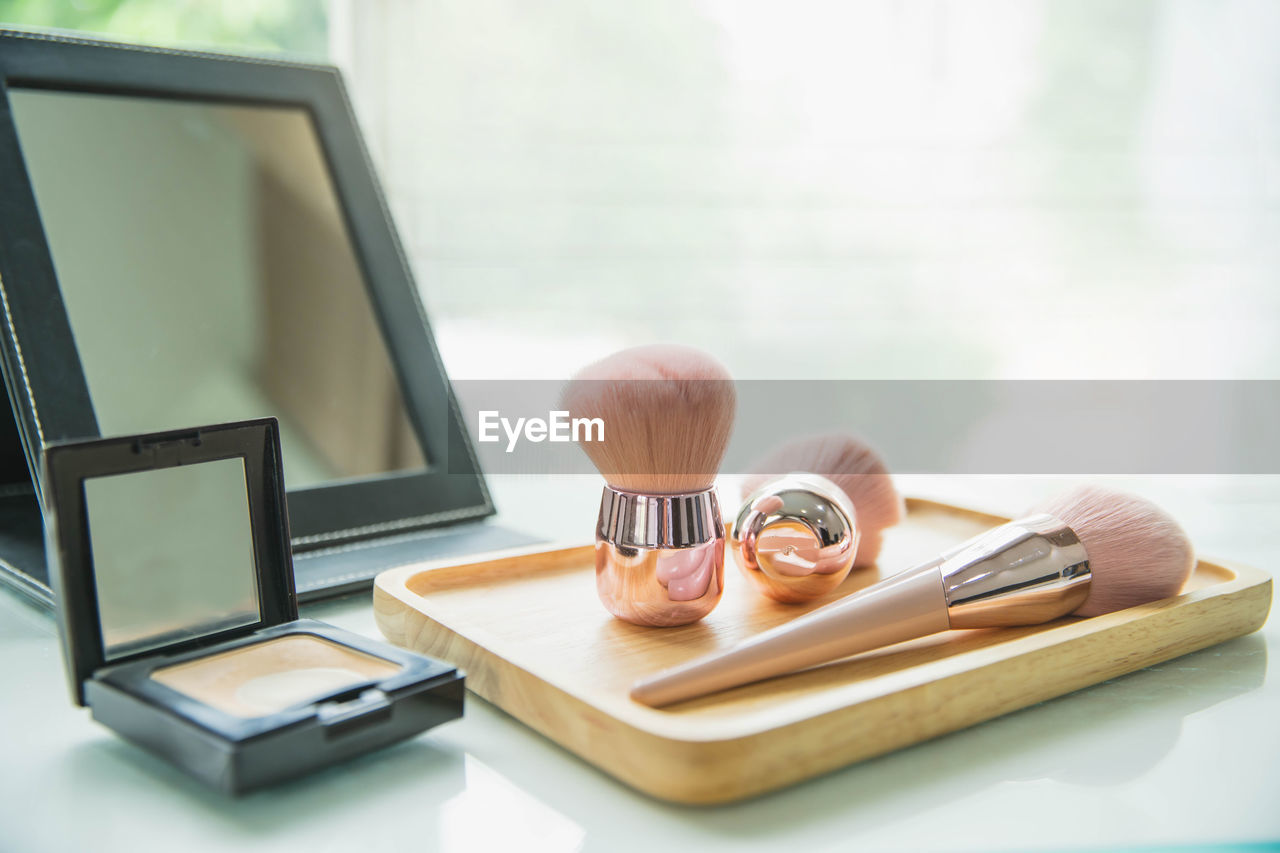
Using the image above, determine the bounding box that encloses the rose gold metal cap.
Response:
[730,473,859,604]
[595,486,725,627]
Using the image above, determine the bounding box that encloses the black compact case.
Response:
[44,418,463,794]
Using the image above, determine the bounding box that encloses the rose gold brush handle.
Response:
[630,561,949,706]
[630,514,1092,707]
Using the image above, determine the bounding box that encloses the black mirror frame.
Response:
[0,29,493,551]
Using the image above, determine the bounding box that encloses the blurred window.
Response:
[5,1,1275,381]
[330,0,1279,380]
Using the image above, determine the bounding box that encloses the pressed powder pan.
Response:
[152,634,404,718]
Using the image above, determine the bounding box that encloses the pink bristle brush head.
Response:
[740,433,904,569]
[560,344,735,496]
[561,345,736,626]
[1031,485,1195,618]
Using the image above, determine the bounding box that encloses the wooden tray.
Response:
[373,498,1272,805]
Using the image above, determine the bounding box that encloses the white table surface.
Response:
[1,475,1276,853]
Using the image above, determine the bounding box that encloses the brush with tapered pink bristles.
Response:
[1030,486,1194,617]
[561,345,736,627]
[632,485,1195,705]
[732,434,904,604]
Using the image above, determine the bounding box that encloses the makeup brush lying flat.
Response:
[631,486,1195,707]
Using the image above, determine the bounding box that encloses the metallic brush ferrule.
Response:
[598,486,721,550]
[595,486,725,627]
[939,513,1091,628]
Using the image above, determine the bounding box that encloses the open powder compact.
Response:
[44,418,463,793]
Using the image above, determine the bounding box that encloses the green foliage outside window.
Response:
[0,0,327,58]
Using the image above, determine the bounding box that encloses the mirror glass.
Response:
[8,88,426,488]
[84,458,260,659]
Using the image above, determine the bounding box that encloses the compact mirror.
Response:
[85,457,261,660]
[8,89,424,488]
[44,418,464,794]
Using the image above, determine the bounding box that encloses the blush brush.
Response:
[631,486,1195,705]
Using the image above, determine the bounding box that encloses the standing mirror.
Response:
[8,89,426,489]
[0,31,531,606]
